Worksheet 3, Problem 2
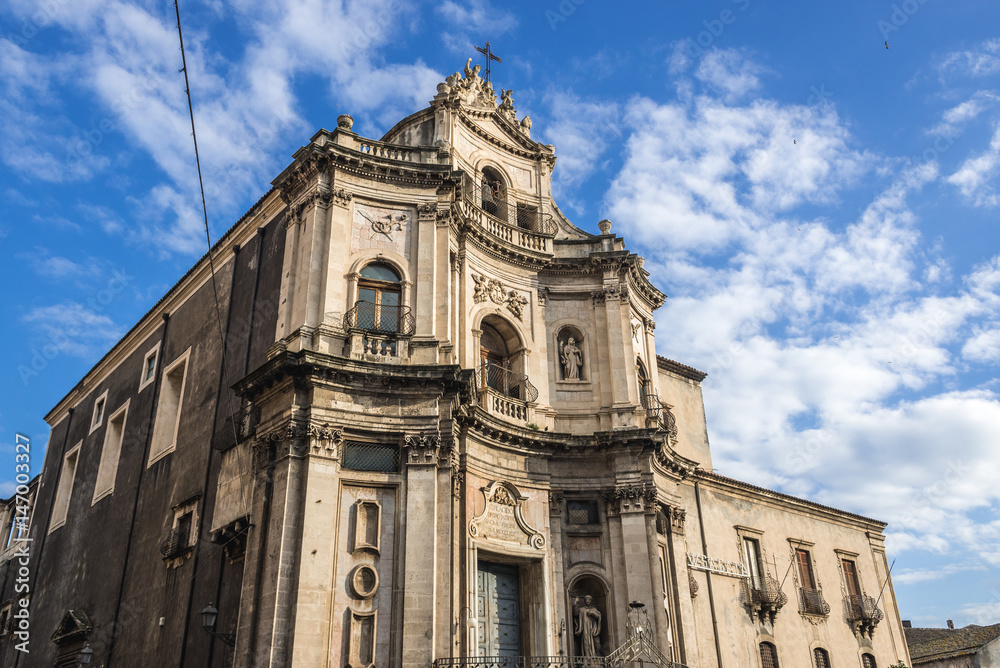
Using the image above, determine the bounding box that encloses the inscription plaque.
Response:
[469,482,545,549]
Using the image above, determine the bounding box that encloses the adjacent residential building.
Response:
[23,60,911,668]
[905,621,1000,667]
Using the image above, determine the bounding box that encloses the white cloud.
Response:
[947,123,1000,207]
[939,39,1000,79]
[435,0,517,55]
[694,49,765,101]
[928,91,998,136]
[962,327,1000,362]
[21,302,123,358]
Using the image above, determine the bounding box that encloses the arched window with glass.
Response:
[356,263,401,332]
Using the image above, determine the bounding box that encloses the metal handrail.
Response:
[476,364,539,403]
[160,527,191,558]
[749,575,789,608]
[798,587,831,616]
[844,594,884,624]
[463,177,557,235]
[343,301,415,335]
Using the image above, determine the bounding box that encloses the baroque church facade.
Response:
[22,61,912,668]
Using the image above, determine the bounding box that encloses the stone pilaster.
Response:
[401,434,440,668]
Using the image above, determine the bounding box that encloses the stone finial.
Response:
[337,114,354,131]
[598,219,612,234]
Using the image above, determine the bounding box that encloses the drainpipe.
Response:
[694,478,725,668]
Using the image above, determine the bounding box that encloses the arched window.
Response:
[759,642,779,668]
[356,263,401,332]
[481,167,508,222]
[480,322,515,396]
[813,648,830,668]
[861,654,876,668]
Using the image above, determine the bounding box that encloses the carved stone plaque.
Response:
[469,481,545,549]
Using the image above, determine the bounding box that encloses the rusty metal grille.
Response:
[813,648,829,668]
[342,441,399,473]
[759,642,779,668]
[344,301,415,335]
[567,500,597,525]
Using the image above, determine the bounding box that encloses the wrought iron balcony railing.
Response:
[212,404,261,451]
[844,594,884,636]
[160,527,191,559]
[343,301,415,335]
[798,587,831,616]
[475,364,539,403]
[743,575,789,624]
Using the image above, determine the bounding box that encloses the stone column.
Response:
[415,204,437,340]
[667,505,700,667]
[401,434,440,668]
[604,483,659,639]
[599,284,637,428]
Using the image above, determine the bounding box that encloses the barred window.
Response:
[861,653,876,668]
[759,642,779,668]
[567,500,598,525]
[813,648,830,668]
[342,441,399,473]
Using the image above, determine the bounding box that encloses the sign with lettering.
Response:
[687,552,750,578]
[469,482,545,549]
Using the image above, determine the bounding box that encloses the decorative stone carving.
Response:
[403,434,439,465]
[631,319,642,342]
[598,219,612,234]
[591,290,606,305]
[472,273,529,320]
[688,571,699,598]
[349,564,379,599]
[337,114,354,130]
[670,505,686,533]
[469,481,545,549]
[308,424,343,458]
[358,207,407,241]
[537,287,549,306]
[602,483,658,515]
[417,202,437,217]
[506,291,528,320]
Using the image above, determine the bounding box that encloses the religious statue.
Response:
[472,274,488,303]
[574,595,602,657]
[560,337,583,380]
[463,58,482,85]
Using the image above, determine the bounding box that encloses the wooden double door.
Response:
[476,562,522,657]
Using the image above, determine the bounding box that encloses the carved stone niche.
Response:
[555,325,587,382]
[568,576,610,658]
[346,610,376,668]
[351,500,381,554]
[469,481,545,549]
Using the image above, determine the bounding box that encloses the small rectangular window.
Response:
[567,500,598,525]
[796,548,817,589]
[89,390,109,434]
[93,400,129,504]
[148,349,190,466]
[139,342,161,391]
[48,442,81,533]
[342,441,399,472]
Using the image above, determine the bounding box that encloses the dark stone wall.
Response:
[22,211,285,668]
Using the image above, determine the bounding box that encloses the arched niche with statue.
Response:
[555,325,587,382]
[567,574,611,658]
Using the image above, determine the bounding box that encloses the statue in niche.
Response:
[560,336,583,380]
[574,595,602,657]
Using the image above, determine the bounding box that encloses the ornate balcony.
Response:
[844,594,884,637]
[343,301,414,360]
[160,526,192,560]
[456,177,555,254]
[475,364,538,423]
[742,575,789,625]
[798,587,831,616]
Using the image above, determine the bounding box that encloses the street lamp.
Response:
[78,644,93,665]
[201,603,236,647]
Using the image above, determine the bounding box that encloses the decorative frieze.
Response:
[472,273,530,321]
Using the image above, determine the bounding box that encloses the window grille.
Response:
[813,648,829,668]
[342,441,399,473]
[862,653,876,668]
[567,500,598,525]
[759,641,779,668]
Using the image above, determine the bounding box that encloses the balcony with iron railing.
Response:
[844,593,884,637]
[743,575,789,625]
[457,177,556,254]
[344,301,415,360]
[798,587,831,617]
[160,526,192,560]
[475,364,538,423]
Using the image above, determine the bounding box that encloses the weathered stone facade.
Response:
[23,63,911,668]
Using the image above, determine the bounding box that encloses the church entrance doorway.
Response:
[476,561,522,657]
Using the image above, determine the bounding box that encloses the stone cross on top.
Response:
[475,42,501,84]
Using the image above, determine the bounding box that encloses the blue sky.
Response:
[2,0,999,630]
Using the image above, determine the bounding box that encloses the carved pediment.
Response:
[469,481,545,549]
[51,609,92,646]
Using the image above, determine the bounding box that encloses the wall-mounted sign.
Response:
[687,553,749,578]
